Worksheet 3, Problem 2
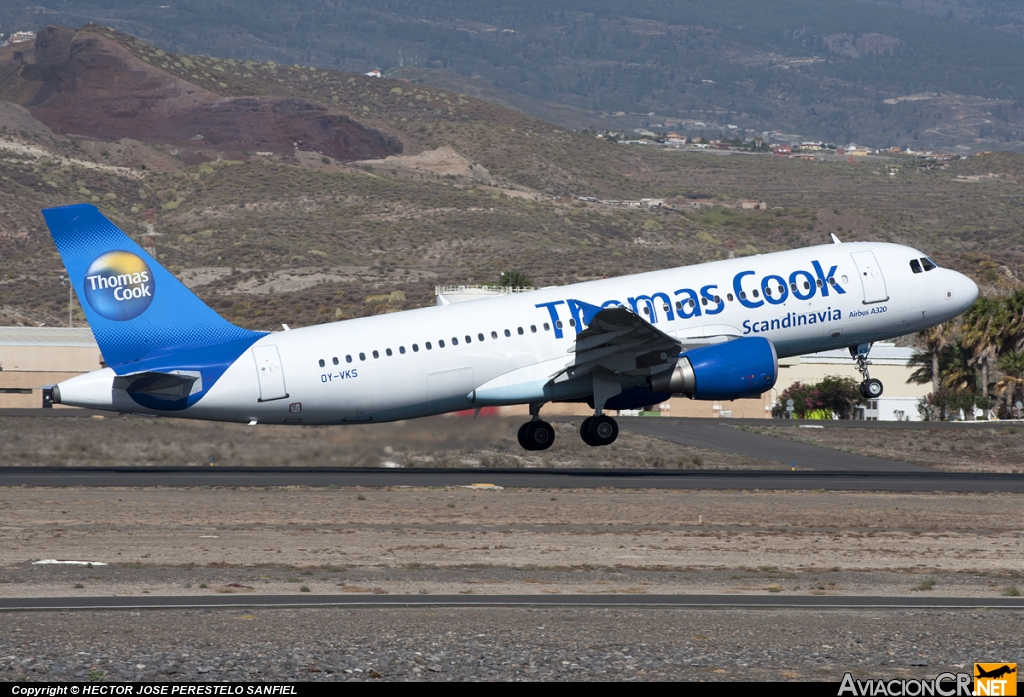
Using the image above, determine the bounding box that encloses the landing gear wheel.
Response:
[579,416,597,446]
[586,415,619,447]
[517,422,532,450]
[861,378,883,399]
[518,420,555,451]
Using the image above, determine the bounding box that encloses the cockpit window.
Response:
[910,259,923,274]
[921,257,937,272]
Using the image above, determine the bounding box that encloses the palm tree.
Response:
[917,321,959,393]
[498,270,533,289]
[995,350,1024,418]
[961,298,1004,398]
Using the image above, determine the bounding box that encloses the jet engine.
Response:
[647,337,777,401]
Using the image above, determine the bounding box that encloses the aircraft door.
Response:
[850,251,889,304]
[252,345,289,402]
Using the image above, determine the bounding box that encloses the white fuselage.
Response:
[57,241,978,423]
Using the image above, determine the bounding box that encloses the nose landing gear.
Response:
[851,343,884,399]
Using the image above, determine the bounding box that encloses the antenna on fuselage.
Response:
[830,233,842,244]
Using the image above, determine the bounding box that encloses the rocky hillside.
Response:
[1,26,402,164]
[0,27,1022,333]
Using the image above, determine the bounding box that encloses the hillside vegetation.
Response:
[5,1,1024,149]
[0,27,1023,333]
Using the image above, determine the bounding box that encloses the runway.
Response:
[3,594,1024,612]
[2,465,1023,491]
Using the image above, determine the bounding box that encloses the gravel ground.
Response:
[749,424,1024,473]
[0,415,781,469]
[2,607,1023,682]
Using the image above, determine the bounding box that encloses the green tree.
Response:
[498,269,533,288]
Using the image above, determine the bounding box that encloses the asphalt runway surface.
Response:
[3,595,1024,612]
[2,466,1023,491]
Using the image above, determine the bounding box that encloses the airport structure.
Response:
[0,327,102,408]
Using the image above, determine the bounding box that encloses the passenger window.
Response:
[491,331,498,339]
[804,281,811,290]
[910,259,923,274]
[452,337,458,346]
[701,297,708,306]
[425,342,432,350]
[714,296,721,304]
[765,287,772,296]
[662,305,670,312]
[386,348,393,356]
[568,319,576,327]
[921,258,937,271]
[675,301,683,310]
[543,323,550,331]
[555,321,562,329]
[372,350,379,359]
[531,325,537,333]
[504,329,511,337]
[739,291,747,300]
[689,299,696,308]
[346,355,353,363]
[828,277,836,286]
[790,283,797,291]
[478,333,485,341]
[816,279,823,288]
[777,285,785,294]
[439,340,445,348]
[318,359,325,367]
[642,306,649,315]
[517,327,524,335]
[332,357,339,365]
[412,344,419,352]
[399,346,406,354]
[752,289,760,298]
[359,353,366,361]
[465,335,472,343]
[727,293,734,302]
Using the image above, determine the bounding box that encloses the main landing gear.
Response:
[579,415,619,447]
[851,343,884,399]
[517,403,555,451]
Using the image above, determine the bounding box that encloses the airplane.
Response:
[42,204,978,450]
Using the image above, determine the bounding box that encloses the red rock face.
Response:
[1,26,402,161]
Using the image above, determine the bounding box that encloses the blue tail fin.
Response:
[42,204,265,375]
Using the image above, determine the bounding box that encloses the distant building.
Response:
[772,145,792,156]
[776,342,928,421]
[0,327,102,408]
[365,68,381,78]
[8,31,36,45]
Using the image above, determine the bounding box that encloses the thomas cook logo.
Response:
[83,251,155,321]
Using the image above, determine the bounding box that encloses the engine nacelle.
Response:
[647,337,778,400]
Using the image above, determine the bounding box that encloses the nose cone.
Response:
[959,272,979,308]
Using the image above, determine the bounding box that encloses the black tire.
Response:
[528,421,555,450]
[517,422,535,450]
[859,383,870,399]
[587,415,619,446]
[579,416,596,446]
[865,379,883,398]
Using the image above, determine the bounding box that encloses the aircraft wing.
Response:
[553,304,683,383]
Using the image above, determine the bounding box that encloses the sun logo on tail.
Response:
[82,250,156,321]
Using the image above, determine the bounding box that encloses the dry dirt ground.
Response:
[1,487,1021,599]
[0,414,781,469]
[750,424,1024,473]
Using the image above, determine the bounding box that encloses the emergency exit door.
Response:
[850,251,889,304]
[252,344,289,402]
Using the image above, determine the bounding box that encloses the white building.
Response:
[776,342,927,421]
